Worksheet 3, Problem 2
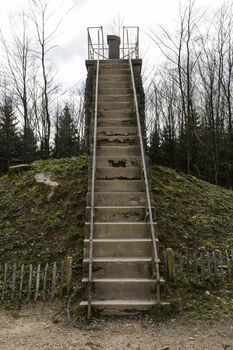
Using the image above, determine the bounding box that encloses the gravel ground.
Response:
[0,303,233,350]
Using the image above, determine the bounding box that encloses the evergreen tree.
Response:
[0,97,22,173]
[54,104,80,158]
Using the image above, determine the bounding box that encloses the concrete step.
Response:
[96,167,141,180]
[97,134,137,146]
[96,156,141,168]
[86,206,149,221]
[86,191,146,206]
[96,101,134,110]
[97,110,134,119]
[97,126,137,136]
[99,65,130,71]
[97,81,132,90]
[99,62,129,69]
[82,278,162,300]
[99,74,131,82]
[98,87,132,95]
[96,145,140,157]
[99,60,129,68]
[84,222,157,238]
[99,69,130,76]
[80,299,169,316]
[98,94,133,103]
[82,257,153,278]
[83,238,155,258]
[95,118,136,128]
[95,179,145,192]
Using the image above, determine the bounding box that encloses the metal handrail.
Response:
[88,26,139,60]
[122,26,139,59]
[124,27,161,306]
[87,26,102,320]
[87,27,106,60]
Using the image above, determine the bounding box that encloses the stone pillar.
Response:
[107,35,121,59]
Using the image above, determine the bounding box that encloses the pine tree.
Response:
[0,97,22,173]
[54,104,80,158]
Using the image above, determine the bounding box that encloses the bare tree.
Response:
[107,14,125,37]
[147,0,204,174]
[28,0,70,158]
[0,13,36,162]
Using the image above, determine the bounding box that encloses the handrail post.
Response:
[125,27,160,307]
[87,27,101,320]
[101,27,104,60]
[123,26,125,59]
[87,26,107,60]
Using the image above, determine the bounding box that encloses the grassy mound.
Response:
[0,155,88,269]
[151,165,233,253]
[1,158,233,316]
[0,157,232,265]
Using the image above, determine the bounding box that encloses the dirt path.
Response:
[0,303,233,350]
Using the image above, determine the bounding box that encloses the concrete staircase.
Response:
[81,60,163,315]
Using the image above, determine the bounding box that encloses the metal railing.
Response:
[87,27,106,60]
[87,26,139,60]
[86,26,159,314]
[122,26,139,59]
[124,27,161,306]
[87,27,102,320]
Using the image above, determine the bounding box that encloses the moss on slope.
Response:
[0,158,232,267]
[151,165,233,253]
[0,155,88,268]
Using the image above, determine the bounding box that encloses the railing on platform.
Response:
[122,26,139,59]
[87,26,139,60]
[87,27,106,60]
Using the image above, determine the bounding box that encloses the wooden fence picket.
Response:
[60,260,64,296]
[66,257,73,294]
[207,252,211,277]
[200,254,204,280]
[194,254,198,279]
[2,263,8,301]
[34,263,40,302]
[43,263,48,301]
[219,251,224,282]
[1,248,232,304]
[27,264,33,301]
[212,251,217,277]
[19,264,24,300]
[225,250,231,281]
[51,262,57,300]
[0,257,77,303]
[164,247,233,283]
[11,263,17,300]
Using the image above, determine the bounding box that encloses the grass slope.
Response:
[1,158,233,317]
[151,165,233,253]
[0,157,232,264]
[0,155,88,269]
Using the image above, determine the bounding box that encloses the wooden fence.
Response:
[1,248,233,303]
[163,248,233,284]
[0,257,73,303]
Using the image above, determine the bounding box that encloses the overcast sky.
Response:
[0,0,228,88]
